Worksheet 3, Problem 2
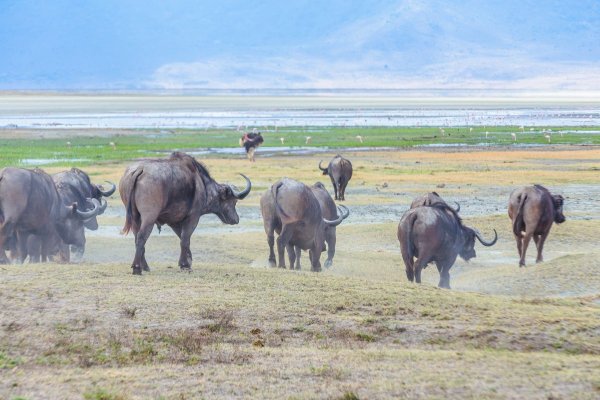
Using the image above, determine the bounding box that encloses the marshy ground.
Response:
[1,138,599,399]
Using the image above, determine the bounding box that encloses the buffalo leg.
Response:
[0,223,15,264]
[437,263,452,289]
[178,218,199,271]
[330,175,338,200]
[338,178,346,201]
[519,232,533,267]
[413,256,429,284]
[324,229,336,268]
[132,220,154,275]
[534,230,550,263]
[294,246,301,270]
[515,234,523,265]
[276,226,293,268]
[286,245,296,270]
[266,227,276,268]
[309,242,323,272]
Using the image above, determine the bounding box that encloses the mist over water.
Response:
[1,91,599,130]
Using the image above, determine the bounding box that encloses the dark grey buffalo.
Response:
[291,182,348,269]
[119,152,251,275]
[319,154,352,201]
[0,167,100,264]
[260,178,349,272]
[398,203,497,289]
[52,168,114,261]
[410,191,460,213]
[508,184,565,267]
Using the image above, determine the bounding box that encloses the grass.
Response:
[1,125,600,168]
[1,134,600,398]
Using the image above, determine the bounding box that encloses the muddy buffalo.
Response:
[120,152,251,275]
[508,184,565,267]
[260,178,348,272]
[0,167,100,263]
[319,155,352,201]
[410,191,460,213]
[398,203,497,289]
[291,182,349,269]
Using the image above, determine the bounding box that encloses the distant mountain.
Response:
[1,0,599,90]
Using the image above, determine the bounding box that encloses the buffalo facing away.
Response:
[410,191,460,213]
[0,167,101,264]
[319,154,352,201]
[290,182,349,269]
[398,203,497,289]
[260,178,349,272]
[508,184,565,267]
[119,152,251,275]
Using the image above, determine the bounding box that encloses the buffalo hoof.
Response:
[268,260,276,268]
[143,265,151,272]
[324,259,333,269]
[132,267,142,275]
[180,266,192,273]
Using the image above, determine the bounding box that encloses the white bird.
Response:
[109,141,116,150]
[440,128,446,136]
[66,141,72,148]
[469,127,473,133]
[511,133,517,141]
[280,137,285,145]
[519,126,525,133]
[485,131,489,138]
[545,134,551,143]
[356,135,363,143]
[305,136,312,144]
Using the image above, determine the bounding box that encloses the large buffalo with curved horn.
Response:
[410,191,460,213]
[319,154,352,201]
[508,184,565,267]
[260,178,349,272]
[119,152,251,275]
[52,168,115,261]
[398,203,497,289]
[0,167,101,263]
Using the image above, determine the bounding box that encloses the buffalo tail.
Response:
[399,211,419,270]
[272,181,291,222]
[512,193,528,237]
[122,168,143,235]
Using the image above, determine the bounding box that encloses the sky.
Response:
[1,0,599,90]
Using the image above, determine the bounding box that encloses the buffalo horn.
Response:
[231,174,251,199]
[318,160,327,172]
[474,229,498,247]
[75,198,100,219]
[99,197,108,214]
[454,201,461,213]
[323,205,350,227]
[98,181,116,197]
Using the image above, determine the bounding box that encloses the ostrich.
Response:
[544,134,551,143]
[305,136,312,145]
[356,135,363,143]
[109,141,116,150]
[511,133,517,141]
[280,137,285,145]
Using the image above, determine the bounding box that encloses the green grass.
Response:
[1,126,600,168]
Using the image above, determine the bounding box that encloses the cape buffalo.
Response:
[410,192,460,213]
[260,178,349,272]
[119,152,251,275]
[291,182,349,269]
[508,184,565,267]
[319,154,352,201]
[398,203,497,289]
[52,168,114,261]
[0,167,100,264]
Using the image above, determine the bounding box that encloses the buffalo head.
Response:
[318,160,328,176]
[211,174,251,225]
[552,195,566,224]
[460,228,498,261]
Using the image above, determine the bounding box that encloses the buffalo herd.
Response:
[0,151,567,288]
